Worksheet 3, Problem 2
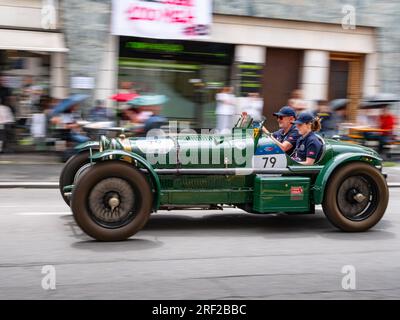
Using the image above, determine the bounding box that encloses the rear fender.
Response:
[90,149,161,210]
[313,153,382,204]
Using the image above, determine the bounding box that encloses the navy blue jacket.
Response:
[272,125,301,155]
[291,131,323,162]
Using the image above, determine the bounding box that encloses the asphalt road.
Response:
[2,162,400,183]
[0,188,400,300]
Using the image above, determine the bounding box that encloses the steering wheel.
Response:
[251,116,266,127]
[252,116,266,138]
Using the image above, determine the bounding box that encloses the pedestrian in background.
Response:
[215,86,236,133]
[18,76,35,119]
[50,103,89,144]
[378,105,397,153]
[246,92,263,122]
[289,89,308,113]
[0,75,12,107]
[314,100,339,138]
[30,95,52,150]
[88,99,109,122]
[0,102,15,153]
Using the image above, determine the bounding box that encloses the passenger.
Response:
[262,106,300,155]
[291,111,323,165]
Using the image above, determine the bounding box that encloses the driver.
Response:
[262,106,300,155]
[291,111,323,165]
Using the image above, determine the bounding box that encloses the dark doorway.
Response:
[328,60,349,100]
[118,37,234,127]
[328,53,364,122]
[263,48,303,131]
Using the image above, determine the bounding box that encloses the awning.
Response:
[0,29,68,52]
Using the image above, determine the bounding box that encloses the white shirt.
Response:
[215,92,236,115]
[0,104,14,124]
[31,113,46,138]
[136,111,153,122]
[247,97,263,121]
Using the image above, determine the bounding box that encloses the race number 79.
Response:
[262,156,277,168]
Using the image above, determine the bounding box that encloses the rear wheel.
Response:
[322,162,388,232]
[71,161,153,241]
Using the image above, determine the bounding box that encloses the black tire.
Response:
[70,161,153,241]
[59,151,94,206]
[322,162,389,232]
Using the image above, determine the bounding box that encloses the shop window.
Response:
[118,37,234,128]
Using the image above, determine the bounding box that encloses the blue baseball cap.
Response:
[292,111,314,124]
[273,106,296,118]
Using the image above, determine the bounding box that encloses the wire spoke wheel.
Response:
[322,162,388,232]
[88,178,137,229]
[71,161,153,241]
[337,175,377,221]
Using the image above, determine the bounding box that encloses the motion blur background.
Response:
[0,0,400,156]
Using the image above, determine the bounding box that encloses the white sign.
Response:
[111,0,212,39]
[71,77,94,89]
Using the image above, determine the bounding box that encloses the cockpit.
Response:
[234,112,326,164]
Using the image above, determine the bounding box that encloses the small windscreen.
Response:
[234,113,254,129]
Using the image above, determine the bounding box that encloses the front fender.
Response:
[90,149,161,210]
[313,153,382,204]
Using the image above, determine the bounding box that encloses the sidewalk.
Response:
[0,153,62,187]
[0,152,62,165]
[384,166,400,185]
[1,153,400,188]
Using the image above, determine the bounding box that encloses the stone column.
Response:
[235,45,266,64]
[363,53,379,97]
[61,0,111,109]
[234,45,266,94]
[300,50,329,105]
[50,52,67,99]
[94,35,118,108]
[234,44,266,117]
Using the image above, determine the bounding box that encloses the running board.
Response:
[152,166,323,175]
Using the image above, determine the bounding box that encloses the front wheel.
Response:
[71,161,153,241]
[59,150,95,206]
[322,162,389,232]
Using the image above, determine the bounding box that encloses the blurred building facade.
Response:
[38,1,400,126]
[0,0,68,100]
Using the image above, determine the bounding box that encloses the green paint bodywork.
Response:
[253,176,310,212]
[70,127,383,213]
[313,153,382,204]
[91,149,162,209]
[159,174,254,206]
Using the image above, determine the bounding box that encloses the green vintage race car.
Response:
[60,113,389,241]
